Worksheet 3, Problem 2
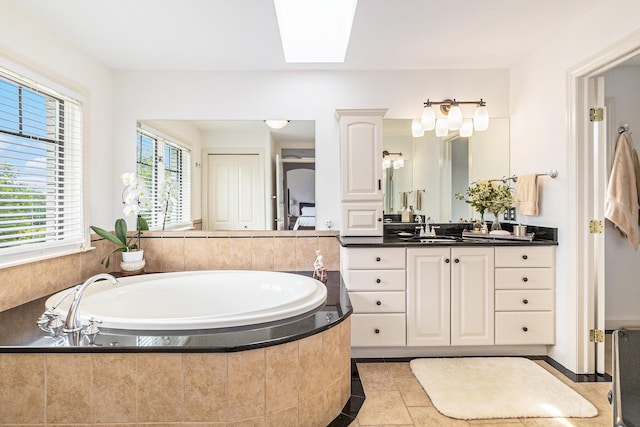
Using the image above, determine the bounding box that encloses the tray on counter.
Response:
[461,229,535,242]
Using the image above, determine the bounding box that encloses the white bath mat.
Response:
[410,357,598,420]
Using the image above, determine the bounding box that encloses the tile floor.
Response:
[349,360,612,426]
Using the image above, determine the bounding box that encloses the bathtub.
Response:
[45,270,327,331]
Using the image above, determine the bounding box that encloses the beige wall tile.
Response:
[136,354,183,422]
[0,263,33,311]
[340,316,352,374]
[251,238,274,271]
[208,237,230,269]
[228,348,265,422]
[46,354,92,424]
[91,353,137,423]
[318,236,340,271]
[184,237,209,271]
[323,324,341,381]
[141,236,163,273]
[266,406,298,427]
[228,238,252,270]
[0,354,45,423]
[299,332,324,401]
[323,378,343,425]
[183,353,227,422]
[32,257,58,299]
[273,237,296,271]
[265,341,298,414]
[81,245,104,278]
[162,237,186,272]
[298,393,324,427]
[295,236,318,271]
[58,254,82,291]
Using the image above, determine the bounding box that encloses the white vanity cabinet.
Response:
[407,247,495,346]
[341,247,406,347]
[494,246,555,345]
[336,109,387,236]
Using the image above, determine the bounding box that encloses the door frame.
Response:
[569,33,640,374]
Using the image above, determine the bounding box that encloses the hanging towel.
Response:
[605,131,640,250]
[634,148,640,225]
[516,174,539,216]
[414,190,422,211]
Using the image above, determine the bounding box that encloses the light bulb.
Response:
[447,105,462,130]
[395,156,404,168]
[393,159,401,169]
[435,118,449,137]
[411,118,424,137]
[460,119,473,137]
[382,157,391,169]
[473,106,489,131]
[421,106,436,131]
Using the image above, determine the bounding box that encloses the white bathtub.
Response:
[45,271,327,331]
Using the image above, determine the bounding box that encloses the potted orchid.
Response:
[90,172,150,269]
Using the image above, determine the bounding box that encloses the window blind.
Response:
[0,68,84,257]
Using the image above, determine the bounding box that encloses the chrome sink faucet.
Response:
[63,273,118,333]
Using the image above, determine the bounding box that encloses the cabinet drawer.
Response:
[495,246,554,268]
[349,291,406,313]
[351,313,406,347]
[345,248,406,269]
[495,312,554,345]
[495,268,554,290]
[346,270,406,291]
[495,290,554,311]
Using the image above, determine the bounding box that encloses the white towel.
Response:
[516,174,539,216]
[605,132,640,250]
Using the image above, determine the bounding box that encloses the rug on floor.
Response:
[410,357,598,420]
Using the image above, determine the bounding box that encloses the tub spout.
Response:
[63,273,118,333]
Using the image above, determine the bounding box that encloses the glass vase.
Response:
[491,214,501,231]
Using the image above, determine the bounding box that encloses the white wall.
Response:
[510,0,640,371]
[602,65,640,328]
[113,69,509,231]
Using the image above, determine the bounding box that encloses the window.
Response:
[136,127,191,230]
[0,67,84,265]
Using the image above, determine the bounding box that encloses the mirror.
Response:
[137,120,316,231]
[383,118,510,222]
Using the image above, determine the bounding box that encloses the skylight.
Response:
[274,0,358,63]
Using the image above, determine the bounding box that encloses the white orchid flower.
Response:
[121,172,136,186]
[123,204,139,216]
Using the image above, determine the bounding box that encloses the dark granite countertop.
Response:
[0,271,351,353]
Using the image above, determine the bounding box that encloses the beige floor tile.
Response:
[393,377,432,407]
[357,363,397,392]
[519,417,608,426]
[408,406,470,426]
[387,362,415,378]
[357,390,413,425]
[468,419,526,425]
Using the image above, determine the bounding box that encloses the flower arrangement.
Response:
[455,182,514,219]
[90,172,150,268]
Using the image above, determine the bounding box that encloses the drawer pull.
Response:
[376,300,382,306]
[522,277,529,283]
[522,255,528,260]
[376,257,381,262]
[523,299,529,304]
[454,258,460,263]
[374,328,380,334]
[445,258,450,264]
[522,327,528,332]
[376,278,381,284]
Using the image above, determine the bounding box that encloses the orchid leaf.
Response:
[90,225,127,248]
[115,218,128,244]
[138,215,149,231]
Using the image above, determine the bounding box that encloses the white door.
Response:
[406,247,451,346]
[208,154,264,230]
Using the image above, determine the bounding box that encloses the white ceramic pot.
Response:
[121,250,145,272]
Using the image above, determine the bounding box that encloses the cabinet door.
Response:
[451,247,495,346]
[407,248,451,346]
[339,115,383,201]
[341,202,383,236]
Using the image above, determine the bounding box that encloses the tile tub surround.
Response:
[0,230,341,312]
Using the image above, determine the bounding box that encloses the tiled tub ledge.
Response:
[0,271,353,426]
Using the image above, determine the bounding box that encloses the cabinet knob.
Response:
[454,258,460,263]
[522,277,529,283]
[445,258,450,264]
[376,300,382,306]
[522,327,528,332]
[376,257,381,262]
[523,299,529,304]
[378,217,382,222]
[374,328,380,334]
[522,254,528,260]
[376,278,381,284]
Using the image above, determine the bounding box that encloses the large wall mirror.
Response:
[138,120,316,232]
[383,118,510,222]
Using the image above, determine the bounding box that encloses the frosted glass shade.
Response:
[394,157,404,168]
[411,118,424,137]
[421,106,436,130]
[447,105,462,130]
[460,119,474,137]
[382,157,391,169]
[435,118,449,137]
[473,106,489,131]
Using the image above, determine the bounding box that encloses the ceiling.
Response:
[7,0,604,71]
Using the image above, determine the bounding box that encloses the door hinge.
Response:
[589,220,603,234]
[590,108,604,122]
[589,329,605,343]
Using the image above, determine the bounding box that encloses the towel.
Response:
[414,190,422,211]
[605,132,640,250]
[517,174,539,216]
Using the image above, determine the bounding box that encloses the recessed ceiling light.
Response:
[274,0,358,63]
[265,120,290,129]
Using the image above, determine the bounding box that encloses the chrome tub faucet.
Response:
[63,273,118,333]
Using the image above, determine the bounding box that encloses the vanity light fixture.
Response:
[411,118,424,138]
[264,120,290,129]
[382,150,404,169]
[417,98,489,137]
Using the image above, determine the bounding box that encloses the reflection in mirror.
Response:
[383,118,510,222]
[137,120,315,232]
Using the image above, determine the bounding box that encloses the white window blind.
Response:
[136,127,191,230]
[0,67,84,262]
